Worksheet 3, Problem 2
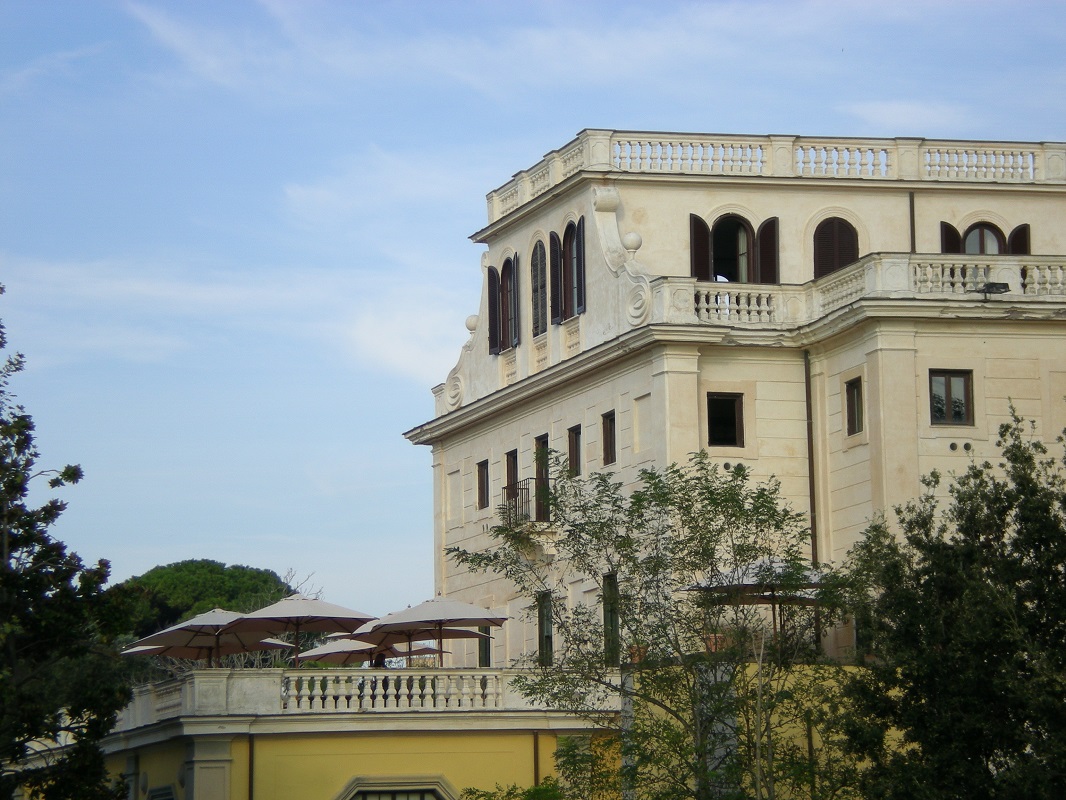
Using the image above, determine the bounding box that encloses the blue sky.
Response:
[1,0,1064,616]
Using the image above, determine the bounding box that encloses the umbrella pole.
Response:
[437,623,444,669]
[293,621,301,668]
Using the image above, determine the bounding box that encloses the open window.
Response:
[941,222,1029,255]
[814,217,859,279]
[691,214,777,283]
[707,393,744,447]
[531,240,547,336]
[551,218,586,322]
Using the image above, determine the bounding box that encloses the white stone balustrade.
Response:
[113,668,554,732]
[485,130,1066,223]
[647,254,1066,330]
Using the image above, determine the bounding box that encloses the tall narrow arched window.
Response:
[500,256,519,350]
[814,217,859,279]
[552,218,586,322]
[712,214,753,282]
[692,214,778,284]
[531,240,547,336]
[487,266,501,355]
[963,223,1005,254]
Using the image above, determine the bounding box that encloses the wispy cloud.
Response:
[0,45,104,98]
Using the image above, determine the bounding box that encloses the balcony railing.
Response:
[503,478,531,523]
[113,668,559,732]
[641,254,1066,330]
[486,130,1066,222]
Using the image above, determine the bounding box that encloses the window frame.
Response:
[475,459,490,510]
[602,572,620,666]
[707,392,745,448]
[601,411,616,466]
[531,240,547,337]
[552,218,586,323]
[534,433,550,522]
[567,424,582,476]
[537,591,553,666]
[929,369,974,426]
[845,377,864,437]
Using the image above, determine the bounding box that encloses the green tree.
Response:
[0,289,130,799]
[842,412,1066,799]
[450,453,853,800]
[122,559,293,637]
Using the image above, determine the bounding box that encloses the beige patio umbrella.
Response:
[219,594,376,667]
[370,597,506,667]
[122,636,289,662]
[123,608,281,667]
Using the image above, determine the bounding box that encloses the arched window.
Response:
[963,222,1005,254]
[531,240,547,336]
[551,217,585,322]
[500,256,519,351]
[691,214,778,283]
[814,217,859,279]
[487,257,519,355]
[942,221,1029,255]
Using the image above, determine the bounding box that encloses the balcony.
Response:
[643,254,1066,331]
[114,667,560,733]
[486,130,1066,223]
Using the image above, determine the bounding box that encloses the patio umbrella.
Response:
[122,636,290,662]
[219,594,376,667]
[370,597,506,667]
[123,608,275,667]
[300,639,441,666]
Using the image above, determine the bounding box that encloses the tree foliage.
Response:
[842,412,1066,799]
[450,453,853,800]
[121,558,293,638]
[0,289,130,800]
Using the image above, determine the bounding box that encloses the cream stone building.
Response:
[405,129,1066,666]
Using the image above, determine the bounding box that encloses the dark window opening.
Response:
[478,625,491,668]
[537,592,553,666]
[707,393,744,447]
[814,217,859,279]
[499,256,519,350]
[603,572,620,666]
[930,370,973,425]
[601,411,616,466]
[476,459,489,510]
[534,434,550,522]
[487,267,501,355]
[567,425,582,476]
[531,240,547,336]
[712,214,752,282]
[845,378,863,436]
[692,214,777,284]
[552,219,586,322]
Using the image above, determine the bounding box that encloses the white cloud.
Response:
[0,45,104,98]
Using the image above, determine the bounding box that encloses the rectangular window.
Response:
[603,572,620,666]
[534,434,550,522]
[707,393,744,447]
[602,411,616,466]
[478,625,491,668]
[845,378,864,436]
[476,459,490,510]
[537,592,553,666]
[930,370,973,425]
[567,425,582,476]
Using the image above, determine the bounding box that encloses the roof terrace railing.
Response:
[486,130,1066,222]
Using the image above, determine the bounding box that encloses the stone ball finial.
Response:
[465,315,479,332]
[622,231,642,253]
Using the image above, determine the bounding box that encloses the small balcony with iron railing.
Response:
[502,478,551,525]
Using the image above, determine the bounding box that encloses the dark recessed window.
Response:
[601,411,616,466]
[551,218,586,323]
[930,370,973,425]
[567,425,582,476]
[707,393,744,447]
[478,625,491,668]
[845,378,864,436]
[537,592,553,666]
[603,572,620,666]
[814,217,859,279]
[534,434,549,523]
[476,459,489,510]
[531,240,547,337]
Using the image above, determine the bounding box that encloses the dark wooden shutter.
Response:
[941,222,962,254]
[531,241,546,336]
[1008,223,1031,255]
[510,254,520,348]
[690,214,711,281]
[487,267,500,354]
[550,232,562,324]
[755,217,778,284]
[814,217,858,279]
[575,217,586,314]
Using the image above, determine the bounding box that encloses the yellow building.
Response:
[103,668,594,800]
[404,129,1066,662]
